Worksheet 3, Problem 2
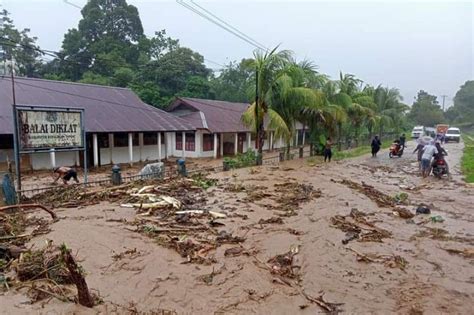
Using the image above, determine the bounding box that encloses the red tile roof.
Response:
[0,76,194,134]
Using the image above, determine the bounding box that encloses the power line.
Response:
[189,0,268,51]
[176,0,267,51]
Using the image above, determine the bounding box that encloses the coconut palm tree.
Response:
[242,47,327,161]
[373,86,403,138]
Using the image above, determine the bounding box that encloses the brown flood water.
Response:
[1,141,473,314]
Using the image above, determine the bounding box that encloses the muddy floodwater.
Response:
[1,141,473,314]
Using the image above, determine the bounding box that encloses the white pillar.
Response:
[220,133,224,156]
[182,131,186,158]
[157,132,162,161]
[234,133,238,155]
[108,133,114,164]
[50,149,56,168]
[92,133,99,167]
[213,133,218,159]
[247,132,251,150]
[128,133,133,164]
[302,129,306,146]
[195,131,201,157]
[165,132,170,159]
[75,151,80,167]
[270,131,274,151]
[138,132,144,162]
[295,131,298,147]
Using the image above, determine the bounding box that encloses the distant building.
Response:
[0,76,193,171]
[167,97,308,158]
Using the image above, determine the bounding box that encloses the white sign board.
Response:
[17,109,84,151]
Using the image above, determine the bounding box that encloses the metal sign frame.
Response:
[12,104,88,193]
[15,105,86,153]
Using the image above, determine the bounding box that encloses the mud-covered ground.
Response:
[1,141,473,314]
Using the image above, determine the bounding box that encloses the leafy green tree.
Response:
[212,59,254,103]
[0,9,42,76]
[451,81,474,123]
[374,86,404,137]
[408,90,445,127]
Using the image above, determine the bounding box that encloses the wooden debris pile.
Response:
[347,248,408,270]
[267,245,300,279]
[339,179,396,208]
[330,209,392,244]
[1,241,97,307]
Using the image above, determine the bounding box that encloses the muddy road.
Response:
[1,141,473,314]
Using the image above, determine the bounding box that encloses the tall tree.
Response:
[212,59,254,103]
[408,90,445,127]
[0,9,42,77]
[450,81,474,123]
[56,0,146,80]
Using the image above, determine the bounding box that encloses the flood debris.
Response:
[258,217,284,225]
[330,213,392,244]
[338,179,395,208]
[415,205,431,215]
[440,247,474,259]
[301,290,344,314]
[1,241,97,306]
[392,207,415,219]
[347,248,408,270]
[267,245,300,279]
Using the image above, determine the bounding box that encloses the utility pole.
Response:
[441,94,448,112]
[9,54,21,196]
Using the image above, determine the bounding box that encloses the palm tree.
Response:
[338,72,362,97]
[373,86,403,139]
[242,47,326,160]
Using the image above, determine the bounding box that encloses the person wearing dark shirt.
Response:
[413,143,425,170]
[324,137,333,162]
[371,136,382,157]
[400,134,406,149]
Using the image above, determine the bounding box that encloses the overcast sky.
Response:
[1,0,472,107]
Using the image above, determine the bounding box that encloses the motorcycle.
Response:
[432,156,450,179]
[389,143,404,158]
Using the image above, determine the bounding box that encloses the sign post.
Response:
[13,106,87,199]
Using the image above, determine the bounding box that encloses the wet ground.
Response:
[1,141,473,314]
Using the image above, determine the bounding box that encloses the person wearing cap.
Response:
[53,166,79,185]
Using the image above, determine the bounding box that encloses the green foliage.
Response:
[0,9,42,76]
[223,150,257,169]
[212,59,254,103]
[408,90,445,126]
[461,134,474,183]
[449,81,474,124]
[191,173,217,189]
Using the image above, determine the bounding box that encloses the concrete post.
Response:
[220,133,224,156]
[158,132,162,161]
[92,133,99,167]
[108,133,114,164]
[234,133,238,155]
[138,132,144,162]
[75,151,80,167]
[302,130,306,146]
[182,131,186,158]
[50,149,56,168]
[295,131,298,147]
[270,131,274,151]
[213,133,218,158]
[247,132,252,150]
[128,133,133,164]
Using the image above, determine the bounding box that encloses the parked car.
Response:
[411,126,424,139]
[445,127,461,143]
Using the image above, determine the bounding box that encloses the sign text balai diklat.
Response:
[22,123,79,134]
[18,110,84,150]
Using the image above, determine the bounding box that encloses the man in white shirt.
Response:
[421,142,438,177]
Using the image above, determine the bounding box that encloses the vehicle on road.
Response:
[411,126,424,139]
[445,127,461,143]
[389,142,404,158]
[432,156,450,179]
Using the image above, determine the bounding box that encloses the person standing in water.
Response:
[371,136,382,157]
[324,137,333,162]
[53,166,80,185]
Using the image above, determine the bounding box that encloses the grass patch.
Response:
[461,134,474,183]
[332,142,391,161]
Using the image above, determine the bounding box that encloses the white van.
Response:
[445,127,461,143]
[411,126,424,139]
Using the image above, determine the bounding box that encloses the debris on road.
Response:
[347,248,408,270]
[267,245,300,279]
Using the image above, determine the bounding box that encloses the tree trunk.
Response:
[61,248,94,308]
[337,123,342,151]
[256,120,265,165]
